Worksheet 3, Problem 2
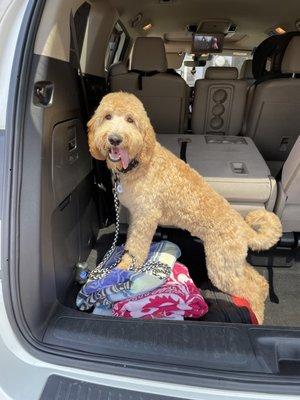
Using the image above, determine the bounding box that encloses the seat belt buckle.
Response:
[177,138,191,144]
[279,137,290,152]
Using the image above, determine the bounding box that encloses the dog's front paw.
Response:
[117,253,133,270]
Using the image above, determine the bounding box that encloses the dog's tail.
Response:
[245,209,282,251]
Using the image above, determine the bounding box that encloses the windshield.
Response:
[177,53,252,86]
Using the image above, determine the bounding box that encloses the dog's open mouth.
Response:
[108,147,130,169]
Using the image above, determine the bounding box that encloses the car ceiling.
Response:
[108,0,300,51]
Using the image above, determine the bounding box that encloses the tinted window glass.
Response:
[105,22,129,70]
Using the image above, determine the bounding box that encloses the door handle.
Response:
[33,81,54,107]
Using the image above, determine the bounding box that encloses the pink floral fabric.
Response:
[112,262,208,320]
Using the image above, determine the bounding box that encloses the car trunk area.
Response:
[4,0,300,394]
[13,48,300,387]
[14,57,300,387]
[40,221,300,378]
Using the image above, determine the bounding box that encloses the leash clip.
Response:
[113,172,123,193]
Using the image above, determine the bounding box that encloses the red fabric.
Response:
[231,296,259,324]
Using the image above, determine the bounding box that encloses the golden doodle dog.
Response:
[88,92,282,324]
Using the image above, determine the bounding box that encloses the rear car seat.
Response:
[245,35,300,176]
[275,135,300,232]
[192,67,248,135]
[166,52,184,71]
[119,134,277,225]
[109,37,189,134]
[157,134,277,216]
[240,59,255,86]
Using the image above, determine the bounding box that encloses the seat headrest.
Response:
[252,34,283,80]
[131,37,167,72]
[240,60,253,80]
[205,67,238,80]
[281,36,300,74]
[252,32,300,80]
[166,52,184,70]
[108,61,128,77]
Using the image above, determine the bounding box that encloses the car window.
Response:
[105,22,129,70]
[177,53,252,87]
[70,2,91,69]
[73,2,91,58]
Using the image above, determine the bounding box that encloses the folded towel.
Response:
[76,241,180,311]
[112,262,208,320]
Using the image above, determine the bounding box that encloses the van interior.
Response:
[7,0,300,392]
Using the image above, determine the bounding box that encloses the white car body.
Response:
[0,1,299,399]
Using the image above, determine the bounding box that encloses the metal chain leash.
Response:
[89,174,171,281]
[89,175,121,280]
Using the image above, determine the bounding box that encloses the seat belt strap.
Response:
[178,138,191,163]
[180,142,188,162]
[70,12,89,119]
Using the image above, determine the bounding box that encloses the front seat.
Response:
[192,67,248,135]
[240,59,255,86]
[275,135,300,233]
[109,37,189,134]
[245,36,300,175]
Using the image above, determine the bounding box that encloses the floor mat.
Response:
[263,264,300,327]
[86,225,117,270]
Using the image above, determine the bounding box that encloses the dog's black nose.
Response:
[108,134,122,146]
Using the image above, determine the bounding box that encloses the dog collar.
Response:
[113,159,139,194]
[117,159,139,174]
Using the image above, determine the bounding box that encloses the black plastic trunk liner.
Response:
[44,305,270,373]
[40,375,184,400]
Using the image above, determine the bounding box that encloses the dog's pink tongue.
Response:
[112,148,119,157]
[119,149,129,169]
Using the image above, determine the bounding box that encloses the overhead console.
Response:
[191,19,236,54]
[196,19,237,38]
[164,19,238,54]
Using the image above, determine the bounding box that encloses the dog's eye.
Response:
[105,114,112,120]
[127,116,134,124]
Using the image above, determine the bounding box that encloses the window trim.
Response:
[105,20,130,71]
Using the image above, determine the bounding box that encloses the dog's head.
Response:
[88,92,156,172]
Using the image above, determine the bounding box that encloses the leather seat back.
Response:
[275,135,300,232]
[192,67,248,135]
[245,36,300,174]
[240,59,255,86]
[110,37,189,134]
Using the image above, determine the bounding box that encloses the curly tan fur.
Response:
[88,92,283,324]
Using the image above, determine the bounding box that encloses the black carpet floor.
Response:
[263,264,300,327]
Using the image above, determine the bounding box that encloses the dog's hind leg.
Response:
[204,234,268,324]
[117,210,159,270]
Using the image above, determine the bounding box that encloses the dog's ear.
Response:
[87,113,106,161]
[139,113,156,165]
